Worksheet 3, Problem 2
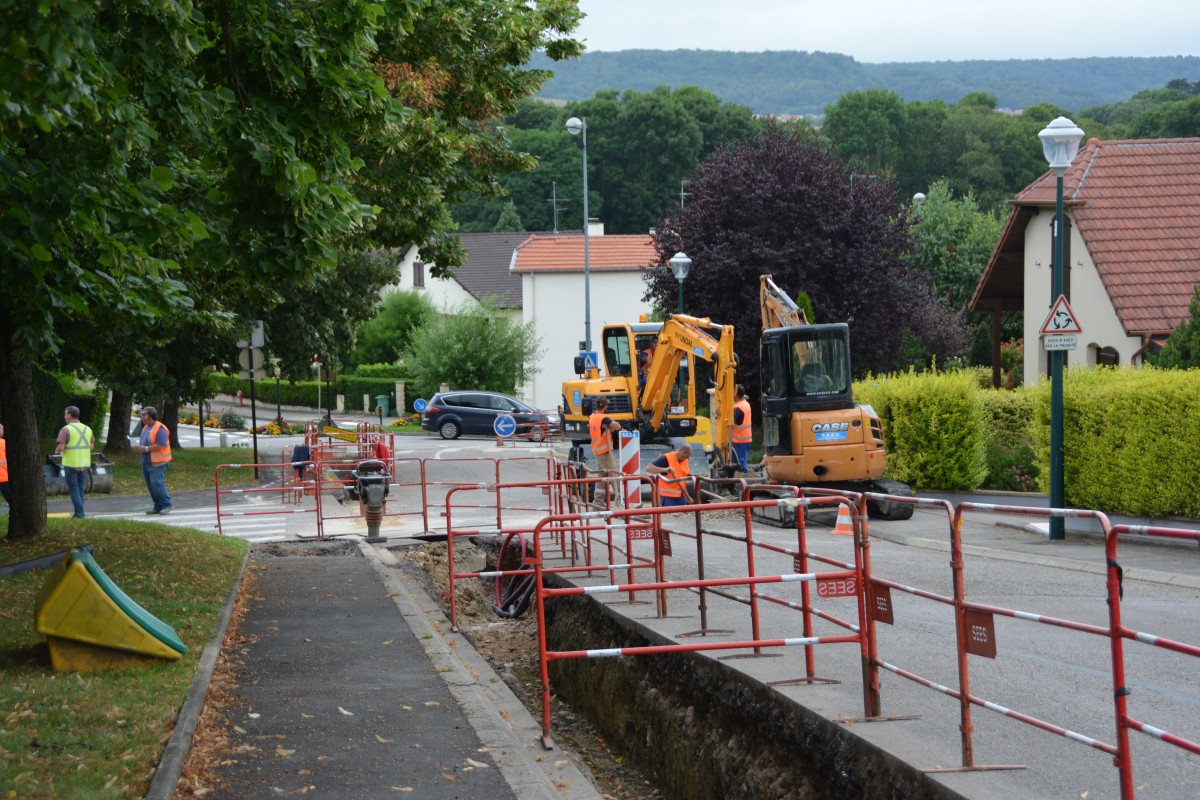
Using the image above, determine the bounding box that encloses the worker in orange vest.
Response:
[731,385,752,474]
[0,422,9,506]
[646,442,693,507]
[588,397,623,507]
[137,407,173,515]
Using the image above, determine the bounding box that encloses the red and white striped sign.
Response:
[619,430,640,508]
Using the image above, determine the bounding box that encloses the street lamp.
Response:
[1038,116,1084,541]
[272,357,282,425]
[565,116,592,352]
[669,251,691,314]
[312,355,322,421]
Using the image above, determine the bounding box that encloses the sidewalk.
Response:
[148,541,600,800]
[144,496,1199,798]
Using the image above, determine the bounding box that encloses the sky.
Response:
[573,0,1200,63]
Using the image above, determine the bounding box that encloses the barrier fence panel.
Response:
[214,461,321,539]
[442,475,661,631]
[941,502,1200,798]
[529,500,870,748]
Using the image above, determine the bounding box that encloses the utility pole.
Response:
[546,181,567,234]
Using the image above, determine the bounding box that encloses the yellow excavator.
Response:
[755,275,913,521]
[560,314,737,476]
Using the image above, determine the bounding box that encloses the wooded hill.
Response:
[531,50,1200,115]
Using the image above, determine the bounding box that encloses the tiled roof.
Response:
[974,137,1200,335]
[512,233,659,272]
[450,232,538,308]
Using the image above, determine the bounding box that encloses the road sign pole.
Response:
[1050,169,1066,540]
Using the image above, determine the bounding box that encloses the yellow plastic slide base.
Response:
[46,636,174,673]
[35,554,185,663]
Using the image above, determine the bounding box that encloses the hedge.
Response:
[205,373,408,413]
[0,367,106,441]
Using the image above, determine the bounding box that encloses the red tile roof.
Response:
[983,137,1200,335]
[512,233,659,272]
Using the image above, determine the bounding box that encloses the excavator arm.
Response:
[761,274,807,329]
[640,314,737,467]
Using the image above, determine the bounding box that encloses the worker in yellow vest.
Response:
[0,422,9,506]
[646,442,693,507]
[55,406,94,519]
[136,406,173,515]
[731,385,752,474]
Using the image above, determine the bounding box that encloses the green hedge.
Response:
[0,366,108,440]
[858,365,1200,519]
[855,370,987,491]
[206,373,406,413]
[1030,366,1200,519]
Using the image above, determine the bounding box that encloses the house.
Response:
[512,225,661,409]
[386,232,533,324]
[970,137,1200,386]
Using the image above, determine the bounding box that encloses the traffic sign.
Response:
[238,348,263,372]
[493,414,516,438]
[1040,295,1083,335]
[1043,335,1078,351]
[414,398,428,412]
[322,426,356,442]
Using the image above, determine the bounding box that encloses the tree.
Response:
[822,89,907,175]
[349,290,437,369]
[907,181,1006,364]
[644,127,969,401]
[1147,284,1200,368]
[402,300,542,398]
[493,201,524,232]
[1,0,583,540]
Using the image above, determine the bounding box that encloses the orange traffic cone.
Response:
[831,503,854,536]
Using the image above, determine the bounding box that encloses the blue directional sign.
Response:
[494,414,517,437]
[414,398,428,412]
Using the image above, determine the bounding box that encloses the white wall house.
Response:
[384,234,527,325]
[513,226,661,409]
[970,137,1200,385]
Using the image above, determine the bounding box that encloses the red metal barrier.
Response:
[214,461,321,539]
[529,499,869,748]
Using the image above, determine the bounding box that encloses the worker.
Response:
[637,340,656,387]
[731,385,752,474]
[588,397,623,506]
[646,442,693,507]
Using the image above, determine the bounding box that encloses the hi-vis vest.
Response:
[0,438,8,483]
[146,420,172,464]
[733,399,753,444]
[588,411,613,456]
[62,422,94,469]
[657,450,691,499]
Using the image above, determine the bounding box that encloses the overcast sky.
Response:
[574,1,1200,63]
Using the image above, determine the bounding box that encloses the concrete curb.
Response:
[363,542,604,800]
[145,548,251,800]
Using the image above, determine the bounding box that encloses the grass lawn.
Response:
[0,520,247,799]
[101,446,260,495]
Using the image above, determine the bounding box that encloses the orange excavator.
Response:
[755,275,913,521]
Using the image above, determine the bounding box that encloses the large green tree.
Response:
[1,0,583,540]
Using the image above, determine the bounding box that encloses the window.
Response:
[413,260,425,288]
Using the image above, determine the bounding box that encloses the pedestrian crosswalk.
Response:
[90,505,295,543]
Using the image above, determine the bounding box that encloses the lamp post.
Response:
[312,355,322,421]
[1038,116,1084,541]
[669,251,691,314]
[565,116,592,352]
[272,358,282,425]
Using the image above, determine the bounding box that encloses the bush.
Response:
[215,407,245,430]
[979,390,1038,491]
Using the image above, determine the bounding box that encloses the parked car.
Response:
[420,391,560,441]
